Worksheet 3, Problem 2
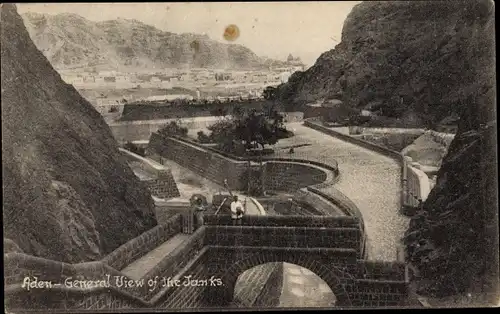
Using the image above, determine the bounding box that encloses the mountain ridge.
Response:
[21,11,292,71]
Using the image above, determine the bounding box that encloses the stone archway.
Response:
[210,251,353,307]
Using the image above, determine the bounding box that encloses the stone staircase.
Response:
[121,233,191,280]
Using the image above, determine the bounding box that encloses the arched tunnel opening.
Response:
[232,262,337,308]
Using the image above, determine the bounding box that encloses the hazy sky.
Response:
[17,2,360,66]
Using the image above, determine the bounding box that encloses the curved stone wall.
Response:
[148,133,340,193]
[264,161,329,193]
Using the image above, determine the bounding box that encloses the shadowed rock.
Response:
[1,3,157,263]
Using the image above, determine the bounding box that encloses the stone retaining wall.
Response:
[403,157,432,207]
[149,134,250,190]
[349,126,426,135]
[143,226,207,301]
[101,214,182,271]
[148,133,340,195]
[110,116,224,143]
[4,253,153,310]
[304,119,403,162]
[120,148,180,199]
[203,225,361,254]
[203,214,360,228]
[264,161,328,192]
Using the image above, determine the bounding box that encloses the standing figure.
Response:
[230,195,245,226]
[193,196,206,229]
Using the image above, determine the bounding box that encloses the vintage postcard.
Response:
[2,1,498,312]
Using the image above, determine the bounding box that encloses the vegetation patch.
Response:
[193,108,294,157]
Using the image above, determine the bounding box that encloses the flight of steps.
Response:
[120,233,191,281]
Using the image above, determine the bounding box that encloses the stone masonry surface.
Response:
[278,122,408,261]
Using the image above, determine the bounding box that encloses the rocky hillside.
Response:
[21,12,286,70]
[400,1,495,303]
[275,1,494,127]
[2,4,157,263]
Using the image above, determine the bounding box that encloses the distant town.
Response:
[58,55,305,116]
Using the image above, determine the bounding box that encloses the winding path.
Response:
[273,122,408,261]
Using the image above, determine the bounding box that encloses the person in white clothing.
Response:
[230,195,245,225]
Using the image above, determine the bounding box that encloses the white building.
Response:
[280,72,291,83]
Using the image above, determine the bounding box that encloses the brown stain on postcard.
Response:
[223,24,240,42]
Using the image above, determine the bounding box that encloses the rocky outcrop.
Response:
[401,1,496,303]
[1,4,157,263]
[401,132,450,168]
[275,1,494,127]
[21,12,284,70]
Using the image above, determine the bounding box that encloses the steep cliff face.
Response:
[21,12,284,70]
[405,31,496,304]
[1,4,157,263]
[277,0,497,301]
[276,1,494,127]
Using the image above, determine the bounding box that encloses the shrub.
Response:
[277,128,294,139]
[197,131,212,143]
[123,141,145,156]
[158,121,188,138]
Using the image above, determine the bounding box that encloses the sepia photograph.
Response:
[2,1,498,311]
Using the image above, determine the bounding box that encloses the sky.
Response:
[17,2,361,67]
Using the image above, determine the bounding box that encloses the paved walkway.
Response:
[279,263,336,308]
[121,233,191,280]
[272,123,408,261]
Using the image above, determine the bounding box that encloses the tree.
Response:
[205,108,292,155]
[262,86,277,100]
[157,121,188,138]
[234,110,279,150]
[124,142,145,156]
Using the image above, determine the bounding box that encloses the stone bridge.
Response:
[5,214,409,311]
[197,215,408,308]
